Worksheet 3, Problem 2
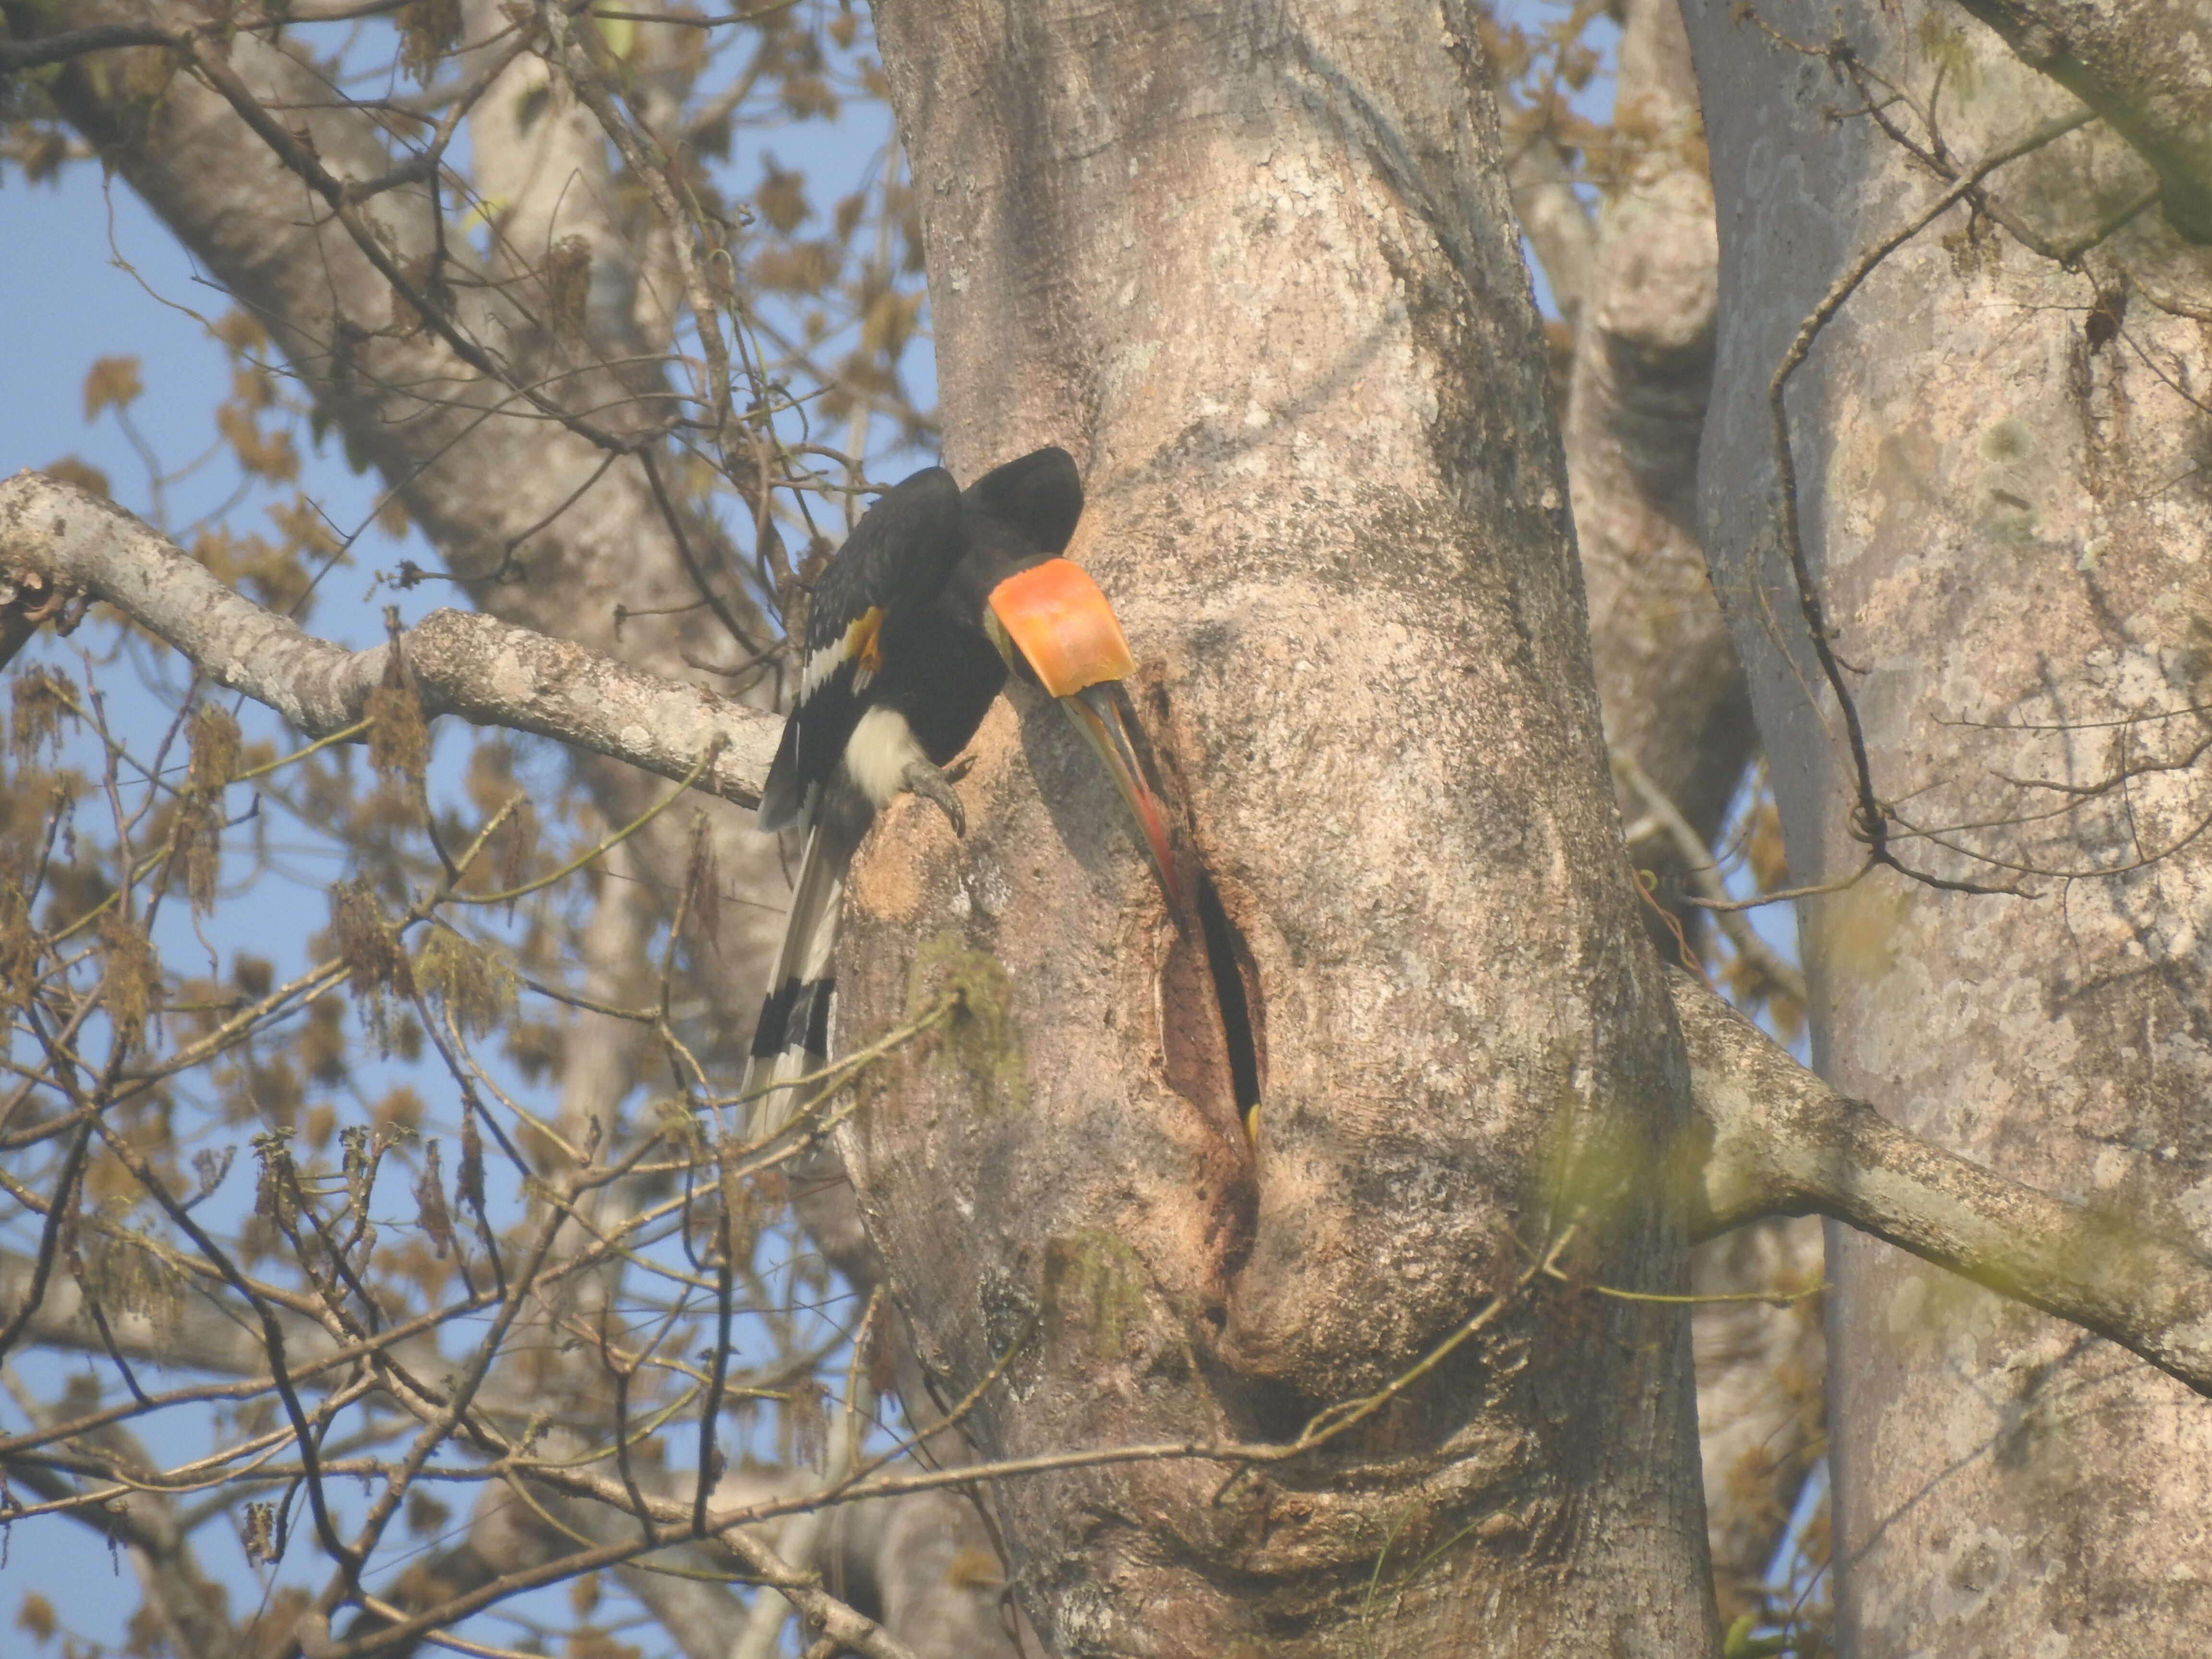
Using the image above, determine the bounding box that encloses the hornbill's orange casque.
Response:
[742,446,1177,1133]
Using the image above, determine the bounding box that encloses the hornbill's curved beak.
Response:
[986,558,1181,908]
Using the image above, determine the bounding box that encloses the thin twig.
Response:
[1611,748,1809,1005]
[1766,108,2092,897]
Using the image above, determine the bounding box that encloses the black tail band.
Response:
[750,975,836,1061]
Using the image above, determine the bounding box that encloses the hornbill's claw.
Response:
[902,759,967,837]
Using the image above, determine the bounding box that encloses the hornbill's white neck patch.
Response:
[840,704,927,810]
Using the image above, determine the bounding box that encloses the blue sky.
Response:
[0,14,1824,1655]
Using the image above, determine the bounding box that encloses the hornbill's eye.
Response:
[986,558,1181,907]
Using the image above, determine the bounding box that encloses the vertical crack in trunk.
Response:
[1194,873,1264,1138]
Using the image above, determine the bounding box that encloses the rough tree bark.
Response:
[1684,0,2212,1650]
[850,1,1719,1653]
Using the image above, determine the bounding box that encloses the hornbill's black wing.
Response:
[745,465,964,1136]
[756,466,964,835]
[964,444,1083,555]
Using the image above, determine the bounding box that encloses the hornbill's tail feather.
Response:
[742,806,867,1140]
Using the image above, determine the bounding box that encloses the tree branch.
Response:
[1947,0,2212,241]
[0,472,779,807]
[1505,130,1597,326]
[1674,970,2212,1397]
[0,23,177,68]
[14,1,795,1015]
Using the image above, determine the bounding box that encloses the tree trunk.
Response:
[1570,0,1751,870]
[849,2,1719,1652]
[1684,0,2212,1649]
[1555,0,1821,1616]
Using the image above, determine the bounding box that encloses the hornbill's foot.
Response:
[902,758,966,837]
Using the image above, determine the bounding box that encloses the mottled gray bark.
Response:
[852,1,1717,1653]
[1679,973,2212,1395]
[1684,0,2212,1649]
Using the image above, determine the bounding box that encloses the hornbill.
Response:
[742,446,1176,1135]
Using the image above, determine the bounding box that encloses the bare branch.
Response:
[1506,131,1598,325]
[1612,746,1806,1004]
[0,472,780,805]
[0,23,175,67]
[1767,105,2093,897]
[310,1491,927,1659]
[1675,970,2212,1398]
[0,1423,238,1659]
[1947,0,2212,240]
